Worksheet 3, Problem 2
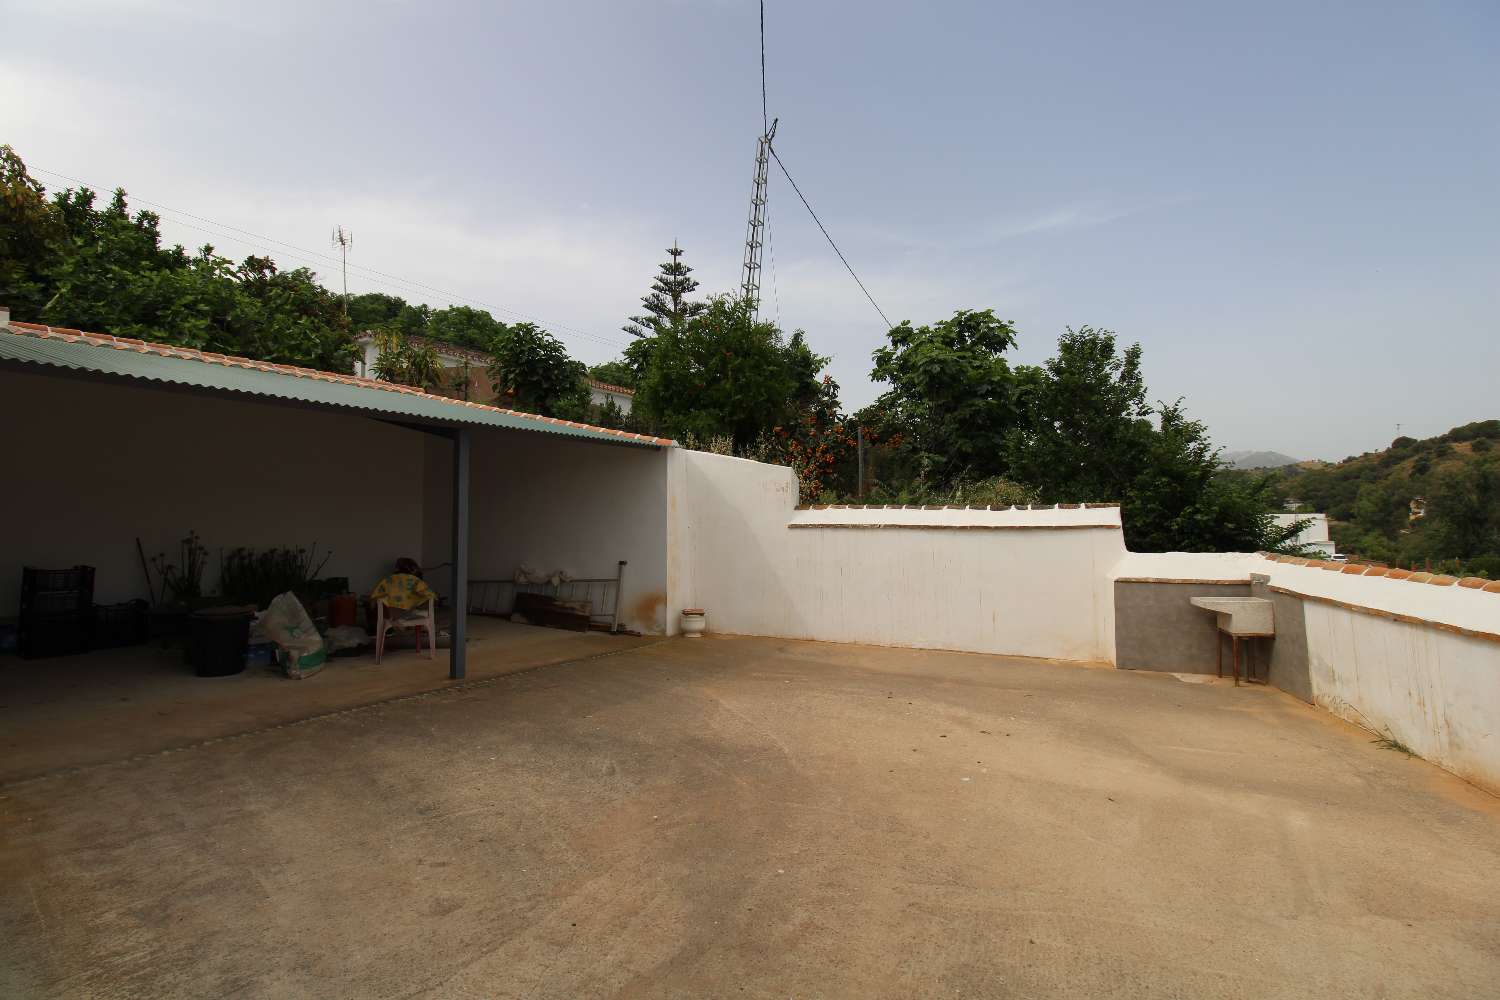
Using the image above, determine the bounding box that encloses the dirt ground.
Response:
[2,635,1498,999]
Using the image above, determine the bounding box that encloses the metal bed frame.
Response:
[467,560,627,633]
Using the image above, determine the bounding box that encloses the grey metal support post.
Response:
[450,427,471,680]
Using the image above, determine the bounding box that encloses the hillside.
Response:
[1223,449,1301,470]
[1267,420,1500,575]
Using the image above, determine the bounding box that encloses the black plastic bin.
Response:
[188,606,255,677]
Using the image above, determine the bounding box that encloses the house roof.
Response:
[0,320,671,448]
[354,330,635,396]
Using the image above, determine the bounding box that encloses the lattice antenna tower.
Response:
[740,119,778,320]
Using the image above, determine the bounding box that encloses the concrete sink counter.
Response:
[1190,596,1274,637]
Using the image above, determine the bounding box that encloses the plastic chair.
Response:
[371,574,437,664]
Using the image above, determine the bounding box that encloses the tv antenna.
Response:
[331,226,354,315]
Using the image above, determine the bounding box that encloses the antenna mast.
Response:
[740,119,778,320]
[331,225,354,316]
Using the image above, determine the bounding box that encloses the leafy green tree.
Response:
[1005,326,1152,501]
[587,359,636,389]
[635,295,825,445]
[31,180,355,370]
[622,242,708,379]
[592,397,628,429]
[427,305,506,351]
[0,144,63,318]
[348,293,428,336]
[1003,326,1287,552]
[1427,461,1500,561]
[370,330,443,389]
[488,321,590,417]
[866,309,1023,484]
[1124,403,1293,552]
[1351,479,1412,539]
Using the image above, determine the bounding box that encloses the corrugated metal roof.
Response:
[0,322,670,449]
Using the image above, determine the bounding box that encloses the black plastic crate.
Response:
[20,565,95,617]
[94,600,149,649]
[18,611,92,659]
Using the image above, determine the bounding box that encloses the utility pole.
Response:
[740,119,778,321]
[857,425,866,499]
[331,226,353,316]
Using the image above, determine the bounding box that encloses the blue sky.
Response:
[4,0,1496,459]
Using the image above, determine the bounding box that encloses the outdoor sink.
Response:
[1190,596,1274,636]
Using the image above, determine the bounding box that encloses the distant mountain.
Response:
[1223,450,1301,470]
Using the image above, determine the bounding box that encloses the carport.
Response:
[0,319,673,775]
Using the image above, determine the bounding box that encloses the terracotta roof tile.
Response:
[4,320,671,447]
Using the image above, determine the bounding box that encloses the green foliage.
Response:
[1276,421,1500,574]
[1000,327,1286,552]
[1442,420,1500,443]
[588,359,636,389]
[427,305,506,351]
[1005,326,1152,503]
[371,330,443,390]
[862,476,1039,508]
[1428,461,1500,561]
[867,309,1023,484]
[219,544,332,609]
[488,321,590,417]
[348,292,429,336]
[622,242,709,380]
[1,147,357,371]
[591,397,628,430]
[0,143,64,318]
[634,295,826,445]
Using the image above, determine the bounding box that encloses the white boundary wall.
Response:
[668,449,1125,661]
[1111,550,1500,792]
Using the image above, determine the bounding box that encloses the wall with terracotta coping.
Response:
[1108,550,1500,794]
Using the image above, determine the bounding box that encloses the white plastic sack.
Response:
[514,565,573,586]
[262,591,327,678]
[325,625,368,652]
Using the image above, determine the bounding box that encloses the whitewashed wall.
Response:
[668,449,1126,660]
[422,430,671,634]
[0,370,427,611]
[1111,551,1500,793]
[1259,559,1500,792]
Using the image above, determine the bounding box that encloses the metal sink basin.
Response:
[1190,596,1274,636]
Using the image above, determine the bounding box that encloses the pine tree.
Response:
[622,241,708,380]
[623,241,706,339]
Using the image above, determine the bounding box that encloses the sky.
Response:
[3,0,1497,460]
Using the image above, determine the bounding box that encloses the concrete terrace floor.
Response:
[0,617,656,784]
[2,637,1499,999]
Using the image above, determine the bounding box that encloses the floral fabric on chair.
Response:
[370,573,436,611]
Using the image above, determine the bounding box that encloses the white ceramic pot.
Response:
[680,609,707,637]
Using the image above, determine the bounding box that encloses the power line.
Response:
[27,164,631,352]
[768,146,893,330]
